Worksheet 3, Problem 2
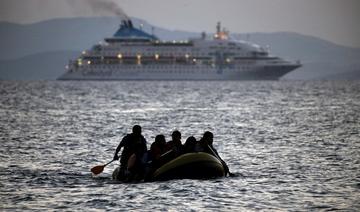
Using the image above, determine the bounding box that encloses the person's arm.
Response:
[113,136,127,160]
[208,145,231,176]
[113,145,121,160]
[142,136,148,152]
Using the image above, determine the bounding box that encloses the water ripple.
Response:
[0,80,359,211]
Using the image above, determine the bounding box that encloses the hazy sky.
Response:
[1,0,360,48]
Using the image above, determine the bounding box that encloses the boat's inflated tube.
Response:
[151,152,225,181]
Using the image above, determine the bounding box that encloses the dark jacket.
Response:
[115,133,147,168]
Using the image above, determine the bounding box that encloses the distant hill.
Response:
[243,32,360,80]
[320,68,360,80]
[0,17,197,61]
[0,16,359,80]
[0,17,118,60]
[0,51,79,80]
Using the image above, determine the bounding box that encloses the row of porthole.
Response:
[82,66,213,70]
[80,64,254,69]
[86,52,256,60]
[80,68,253,75]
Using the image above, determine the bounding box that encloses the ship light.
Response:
[155,54,159,60]
[137,54,142,65]
[193,58,197,62]
[185,54,190,59]
[226,58,231,63]
[82,51,86,55]
[117,54,123,59]
[87,60,91,65]
[77,59,82,66]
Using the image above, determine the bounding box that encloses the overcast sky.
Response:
[1,0,359,48]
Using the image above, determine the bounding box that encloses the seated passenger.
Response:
[196,131,231,176]
[143,134,167,181]
[194,131,210,153]
[165,130,183,157]
[150,134,167,164]
[183,136,197,154]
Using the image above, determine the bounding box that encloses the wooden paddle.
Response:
[91,160,115,175]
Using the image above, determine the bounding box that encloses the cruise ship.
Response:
[58,19,301,80]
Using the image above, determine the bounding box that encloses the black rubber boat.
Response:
[112,152,225,181]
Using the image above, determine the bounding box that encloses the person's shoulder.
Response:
[121,134,132,141]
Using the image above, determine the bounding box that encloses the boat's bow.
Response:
[151,152,225,181]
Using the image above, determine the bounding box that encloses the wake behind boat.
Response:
[58,17,301,80]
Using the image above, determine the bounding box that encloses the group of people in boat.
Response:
[113,125,230,181]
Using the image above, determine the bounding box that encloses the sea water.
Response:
[0,80,359,211]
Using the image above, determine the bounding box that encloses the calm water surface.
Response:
[0,80,359,211]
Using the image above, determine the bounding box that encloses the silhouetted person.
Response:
[143,134,167,181]
[113,125,147,180]
[196,131,231,176]
[183,136,197,153]
[150,134,167,164]
[165,130,183,156]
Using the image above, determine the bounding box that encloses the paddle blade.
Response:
[91,165,105,175]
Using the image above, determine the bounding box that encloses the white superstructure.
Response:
[58,20,301,80]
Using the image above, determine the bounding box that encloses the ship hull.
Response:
[58,64,299,81]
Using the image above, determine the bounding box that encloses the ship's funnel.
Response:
[128,20,134,29]
[122,20,128,28]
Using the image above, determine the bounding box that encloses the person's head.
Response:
[155,134,166,146]
[185,136,196,146]
[202,131,213,145]
[132,125,142,135]
[171,130,181,141]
